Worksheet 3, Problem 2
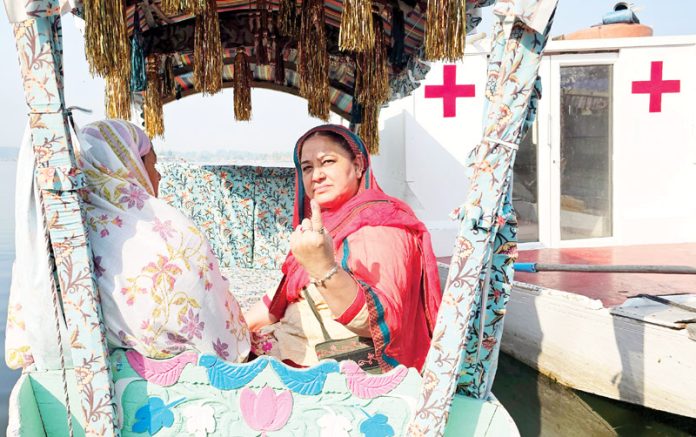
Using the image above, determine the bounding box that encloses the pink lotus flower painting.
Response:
[239,387,293,435]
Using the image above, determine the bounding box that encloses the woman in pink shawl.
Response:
[245,124,441,372]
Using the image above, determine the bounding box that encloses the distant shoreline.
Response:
[0,157,294,165]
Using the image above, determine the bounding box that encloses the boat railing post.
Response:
[12,7,116,435]
[409,3,558,434]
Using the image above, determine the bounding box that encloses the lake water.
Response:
[0,160,21,433]
[0,159,694,435]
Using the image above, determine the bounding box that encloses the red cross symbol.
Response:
[424,65,475,118]
[631,61,680,113]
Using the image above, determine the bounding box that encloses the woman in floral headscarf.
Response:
[77,119,249,361]
[245,124,441,372]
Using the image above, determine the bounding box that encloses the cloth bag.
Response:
[303,290,380,372]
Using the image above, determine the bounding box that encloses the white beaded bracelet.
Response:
[310,264,339,288]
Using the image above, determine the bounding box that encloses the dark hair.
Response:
[304,130,356,160]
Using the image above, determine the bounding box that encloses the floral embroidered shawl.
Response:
[77,120,249,360]
[268,124,442,371]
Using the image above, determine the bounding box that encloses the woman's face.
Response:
[141,148,161,197]
[300,135,363,210]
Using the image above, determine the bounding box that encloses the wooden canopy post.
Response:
[12,7,116,435]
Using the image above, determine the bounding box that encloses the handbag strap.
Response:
[303,288,332,342]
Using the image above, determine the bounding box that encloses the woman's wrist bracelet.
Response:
[310,263,339,288]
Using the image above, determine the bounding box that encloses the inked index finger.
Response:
[310,199,323,231]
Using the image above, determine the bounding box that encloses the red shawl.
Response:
[268,124,441,370]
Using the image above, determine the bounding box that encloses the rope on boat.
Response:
[514,263,696,275]
[484,136,519,150]
[36,160,75,437]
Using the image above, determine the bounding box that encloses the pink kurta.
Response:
[264,124,441,372]
[253,226,429,369]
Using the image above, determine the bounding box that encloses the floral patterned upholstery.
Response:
[158,162,294,310]
[253,167,295,270]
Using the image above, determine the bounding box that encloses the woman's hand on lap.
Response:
[244,300,277,332]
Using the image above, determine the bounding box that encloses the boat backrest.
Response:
[158,162,295,271]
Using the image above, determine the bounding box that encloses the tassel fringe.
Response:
[425,0,467,61]
[144,56,165,138]
[84,0,129,77]
[353,15,387,154]
[355,15,389,107]
[274,37,286,84]
[358,104,380,154]
[299,0,330,120]
[105,69,131,120]
[253,0,270,64]
[339,0,374,52]
[233,48,252,121]
[193,0,223,95]
[255,34,269,65]
[389,0,406,67]
[278,0,297,37]
[160,0,195,16]
[161,56,176,98]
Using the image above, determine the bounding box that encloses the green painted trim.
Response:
[29,371,86,437]
[444,395,519,436]
[9,374,46,437]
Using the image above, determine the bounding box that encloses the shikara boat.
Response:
[2,0,561,434]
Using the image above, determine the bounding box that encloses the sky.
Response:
[0,0,695,154]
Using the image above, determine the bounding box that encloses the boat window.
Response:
[514,123,539,243]
[559,65,613,240]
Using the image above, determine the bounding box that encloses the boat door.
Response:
[517,52,619,248]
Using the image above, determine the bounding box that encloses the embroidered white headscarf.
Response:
[77,119,249,360]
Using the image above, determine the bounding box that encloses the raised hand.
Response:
[289,200,336,279]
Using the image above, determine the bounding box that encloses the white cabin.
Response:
[374,35,696,257]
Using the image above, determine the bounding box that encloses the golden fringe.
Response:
[193,0,223,95]
[424,0,444,59]
[358,104,380,154]
[160,0,195,15]
[353,16,387,154]
[339,0,374,52]
[144,57,165,138]
[84,0,129,77]
[105,69,131,120]
[274,37,286,84]
[299,0,330,120]
[233,49,252,121]
[355,15,389,107]
[278,0,297,37]
[425,0,467,61]
[161,56,176,98]
[254,0,270,64]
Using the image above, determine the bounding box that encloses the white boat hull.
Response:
[501,282,696,419]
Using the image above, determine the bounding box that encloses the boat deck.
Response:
[440,243,696,308]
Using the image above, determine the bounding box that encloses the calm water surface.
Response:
[1,160,21,433]
[0,159,694,435]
